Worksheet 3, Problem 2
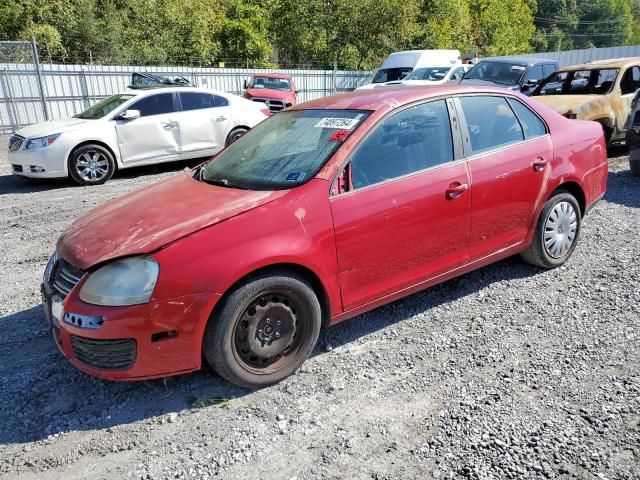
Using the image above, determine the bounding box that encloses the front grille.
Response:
[8,135,24,152]
[71,336,137,370]
[50,258,85,299]
[251,98,285,112]
[12,164,23,173]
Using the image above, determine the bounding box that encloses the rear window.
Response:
[200,109,370,190]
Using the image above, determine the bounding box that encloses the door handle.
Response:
[216,116,227,122]
[162,121,178,130]
[446,182,469,200]
[532,157,548,172]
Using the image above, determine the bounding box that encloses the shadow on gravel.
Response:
[0,158,205,195]
[604,169,640,209]
[315,255,541,355]
[0,305,249,445]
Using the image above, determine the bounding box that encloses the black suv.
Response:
[460,57,559,95]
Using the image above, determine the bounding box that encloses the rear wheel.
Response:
[68,144,115,185]
[203,271,321,388]
[226,127,248,147]
[521,191,581,269]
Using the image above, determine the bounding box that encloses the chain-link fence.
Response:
[0,41,372,133]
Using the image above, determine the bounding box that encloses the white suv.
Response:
[8,87,268,185]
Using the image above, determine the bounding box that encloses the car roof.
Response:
[479,57,558,66]
[558,56,640,71]
[118,86,228,96]
[291,85,517,112]
[252,73,292,79]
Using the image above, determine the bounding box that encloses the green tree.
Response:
[220,0,272,66]
[468,0,536,56]
[574,0,632,48]
[416,0,475,52]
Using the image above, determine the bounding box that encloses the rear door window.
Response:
[458,96,524,155]
[620,66,640,95]
[350,100,454,189]
[507,99,547,139]
[179,92,215,111]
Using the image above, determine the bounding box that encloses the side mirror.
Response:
[116,109,140,121]
[243,79,248,89]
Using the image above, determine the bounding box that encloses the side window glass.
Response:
[459,96,524,155]
[213,95,229,107]
[350,100,453,189]
[450,67,465,81]
[543,64,557,78]
[179,92,215,111]
[523,65,543,84]
[129,93,174,117]
[620,66,640,95]
[508,99,547,139]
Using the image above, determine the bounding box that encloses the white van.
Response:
[357,50,461,90]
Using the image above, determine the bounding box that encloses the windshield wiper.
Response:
[198,170,245,189]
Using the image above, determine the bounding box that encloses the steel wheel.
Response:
[233,290,308,374]
[75,150,110,182]
[543,201,578,258]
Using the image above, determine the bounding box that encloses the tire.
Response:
[521,191,581,269]
[629,149,640,177]
[68,144,115,185]
[225,127,248,147]
[203,271,321,388]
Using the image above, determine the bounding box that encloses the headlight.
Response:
[79,257,159,306]
[25,134,61,150]
[43,251,59,284]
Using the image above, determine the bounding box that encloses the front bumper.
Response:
[8,142,68,178]
[42,281,221,380]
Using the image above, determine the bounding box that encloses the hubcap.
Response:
[76,151,109,181]
[234,292,302,371]
[543,201,578,258]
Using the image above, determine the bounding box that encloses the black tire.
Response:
[203,271,321,388]
[68,144,115,185]
[225,127,248,147]
[521,191,582,269]
[629,149,640,177]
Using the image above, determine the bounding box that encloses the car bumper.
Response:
[8,143,68,178]
[42,282,221,380]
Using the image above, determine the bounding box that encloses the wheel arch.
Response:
[553,181,586,216]
[207,262,332,332]
[225,125,251,146]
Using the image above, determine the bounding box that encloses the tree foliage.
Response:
[0,0,636,68]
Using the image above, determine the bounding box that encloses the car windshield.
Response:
[74,94,135,119]
[405,67,451,81]
[532,68,619,96]
[199,109,370,190]
[464,61,527,85]
[249,76,291,91]
[372,67,413,83]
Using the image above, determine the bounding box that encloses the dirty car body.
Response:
[43,85,608,385]
[531,57,640,144]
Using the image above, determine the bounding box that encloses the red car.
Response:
[243,73,297,113]
[43,86,608,388]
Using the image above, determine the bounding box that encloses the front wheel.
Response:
[521,191,582,269]
[68,144,115,185]
[203,271,321,388]
[225,127,248,147]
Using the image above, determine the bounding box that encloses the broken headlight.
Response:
[79,257,159,306]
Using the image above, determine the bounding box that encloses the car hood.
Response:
[16,117,95,138]
[57,171,288,270]
[246,88,294,101]
[460,79,519,90]
[530,95,606,116]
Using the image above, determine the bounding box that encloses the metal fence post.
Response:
[30,37,49,121]
[79,69,90,109]
[332,60,337,94]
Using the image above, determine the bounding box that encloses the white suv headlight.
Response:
[25,134,61,150]
[79,257,159,306]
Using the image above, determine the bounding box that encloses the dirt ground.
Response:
[0,142,638,480]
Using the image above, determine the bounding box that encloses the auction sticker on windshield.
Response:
[315,117,362,129]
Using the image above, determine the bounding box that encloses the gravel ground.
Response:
[0,146,638,480]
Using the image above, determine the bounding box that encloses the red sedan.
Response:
[42,86,608,388]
